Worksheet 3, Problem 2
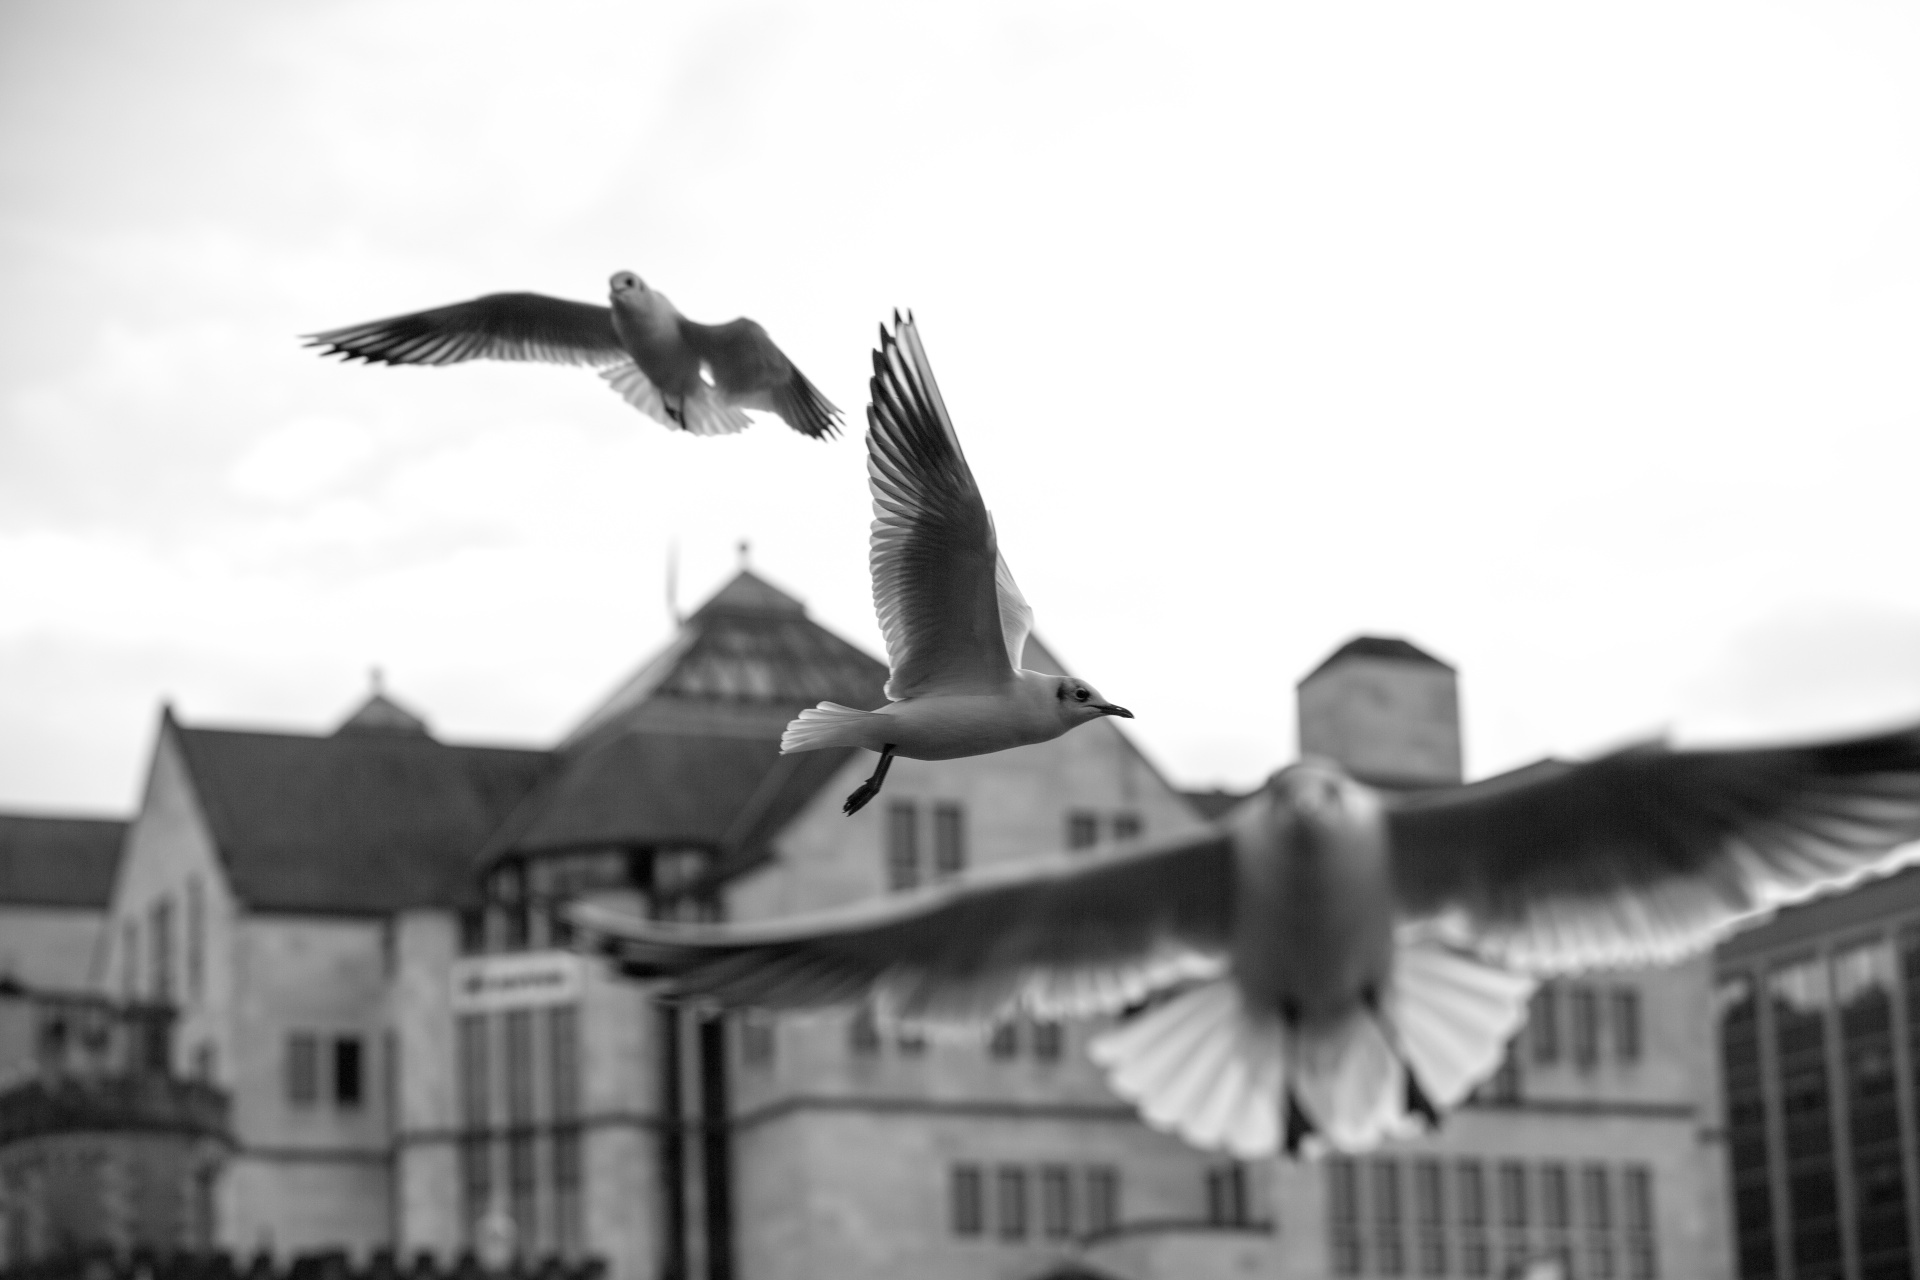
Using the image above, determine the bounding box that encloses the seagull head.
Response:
[1054,677,1133,726]
[609,271,651,299]
[1268,758,1371,823]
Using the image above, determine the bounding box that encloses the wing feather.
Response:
[866,315,1022,699]
[306,293,624,367]
[1387,723,1920,972]
[573,829,1236,1024]
[680,317,842,439]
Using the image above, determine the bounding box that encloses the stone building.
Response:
[13,569,1739,1278]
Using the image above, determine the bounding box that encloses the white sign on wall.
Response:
[450,950,583,1012]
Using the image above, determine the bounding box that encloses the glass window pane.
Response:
[887,803,919,891]
[933,804,965,878]
[333,1036,363,1107]
[998,1166,1029,1239]
[951,1165,983,1236]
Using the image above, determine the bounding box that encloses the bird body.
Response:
[307,272,841,439]
[578,720,1920,1157]
[779,316,1130,813]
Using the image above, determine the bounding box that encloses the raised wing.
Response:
[681,317,842,439]
[995,547,1035,670]
[574,829,1236,1023]
[867,314,1021,699]
[1387,723,1920,972]
[306,293,624,368]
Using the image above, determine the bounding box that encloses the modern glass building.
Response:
[1716,864,1920,1280]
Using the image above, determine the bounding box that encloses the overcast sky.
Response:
[5,1,1920,814]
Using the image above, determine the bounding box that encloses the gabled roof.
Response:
[1301,635,1454,683]
[169,715,548,914]
[0,812,126,909]
[335,690,431,738]
[487,570,887,866]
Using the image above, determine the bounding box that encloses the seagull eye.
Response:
[1074,688,1090,702]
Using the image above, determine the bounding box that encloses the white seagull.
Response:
[778,313,1132,814]
[577,721,1920,1157]
[306,273,841,439]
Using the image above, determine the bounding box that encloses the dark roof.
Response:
[563,569,887,752]
[1181,788,1251,822]
[1300,635,1454,683]
[488,569,887,867]
[0,813,126,909]
[335,690,431,738]
[170,717,549,914]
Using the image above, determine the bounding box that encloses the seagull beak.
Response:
[1097,703,1134,719]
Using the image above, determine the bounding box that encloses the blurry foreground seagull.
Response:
[577,723,1920,1156]
[306,273,840,439]
[778,314,1131,814]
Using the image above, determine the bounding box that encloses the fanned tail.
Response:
[1384,934,1536,1109]
[1090,981,1284,1159]
[781,703,881,754]
[599,362,751,435]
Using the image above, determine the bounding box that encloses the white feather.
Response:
[1385,935,1535,1108]
[780,703,879,754]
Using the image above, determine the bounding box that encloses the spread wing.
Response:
[1387,723,1920,972]
[573,829,1236,1023]
[867,314,1023,699]
[995,550,1035,670]
[305,293,624,367]
[679,318,842,439]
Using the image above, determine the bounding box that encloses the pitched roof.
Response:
[1300,635,1455,683]
[170,717,549,914]
[487,570,887,865]
[335,690,431,738]
[0,812,126,909]
[1181,788,1251,822]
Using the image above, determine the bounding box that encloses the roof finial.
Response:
[738,539,751,569]
[370,665,384,696]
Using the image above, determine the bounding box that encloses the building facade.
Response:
[1715,861,1920,1280]
[4,570,1741,1279]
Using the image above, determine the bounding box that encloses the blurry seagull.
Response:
[306,273,840,439]
[577,721,1920,1156]
[777,313,1131,814]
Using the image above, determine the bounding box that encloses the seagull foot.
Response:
[1283,1091,1316,1157]
[1405,1069,1443,1131]
[843,745,897,815]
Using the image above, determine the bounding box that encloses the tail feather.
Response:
[781,702,880,754]
[1291,1013,1412,1152]
[1091,982,1284,1159]
[1385,937,1536,1108]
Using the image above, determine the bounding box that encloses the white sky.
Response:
[5,0,1920,814]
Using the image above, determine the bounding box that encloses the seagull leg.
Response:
[1283,1091,1316,1157]
[843,745,898,815]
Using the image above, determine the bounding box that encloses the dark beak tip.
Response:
[1106,705,1135,719]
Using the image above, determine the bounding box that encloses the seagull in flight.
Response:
[776,314,1132,814]
[306,273,841,439]
[578,721,1920,1156]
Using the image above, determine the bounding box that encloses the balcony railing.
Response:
[0,1072,229,1146]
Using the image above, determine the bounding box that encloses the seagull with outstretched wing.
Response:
[306,272,840,439]
[577,721,1920,1157]
[777,313,1132,813]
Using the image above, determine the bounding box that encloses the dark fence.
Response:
[0,1251,607,1280]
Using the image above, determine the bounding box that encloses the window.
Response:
[1085,1165,1120,1234]
[504,1010,534,1123]
[887,803,919,890]
[459,908,487,955]
[554,1127,584,1253]
[121,919,139,999]
[1530,984,1560,1064]
[459,1013,490,1128]
[186,876,205,1001]
[547,1005,580,1117]
[461,1136,492,1245]
[998,1166,1029,1239]
[1329,1157,1363,1276]
[1611,987,1641,1063]
[1457,1160,1488,1278]
[1541,1163,1570,1231]
[1583,1164,1614,1280]
[287,1032,319,1106]
[333,1036,363,1107]
[1113,812,1142,842]
[1413,1159,1446,1277]
[1032,1020,1063,1062]
[1478,1037,1520,1104]
[1571,985,1600,1068]
[508,1133,537,1250]
[1207,1163,1248,1226]
[1042,1165,1074,1238]
[150,897,174,1002]
[1067,811,1100,850]
[1623,1165,1657,1280]
[849,1004,881,1056]
[951,1165,984,1236]
[739,1011,775,1067]
[1374,1159,1405,1276]
[933,804,965,878]
[988,1020,1019,1059]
